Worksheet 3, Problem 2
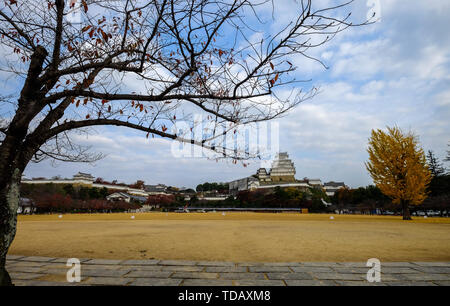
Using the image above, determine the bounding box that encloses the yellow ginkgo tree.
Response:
[366,127,432,220]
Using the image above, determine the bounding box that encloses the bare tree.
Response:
[0,0,370,285]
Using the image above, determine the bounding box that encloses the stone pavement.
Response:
[5,255,450,286]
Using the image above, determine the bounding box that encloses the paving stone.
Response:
[267,272,313,280]
[162,265,204,272]
[10,272,45,280]
[205,266,247,273]
[237,262,264,267]
[130,278,182,286]
[292,266,334,273]
[171,272,219,279]
[8,256,450,287]
[50,258,91,263]
[263,262,302,267]
[196,261,235,267]
[412,262,450,267]
[332,268,369,274]
[433,281,450,286]
[84,277,131,286]
[7,266,46,273]
[39,263,72,269]
[119,265,162,271]
[249,266,291,273]
[81,264,121,270]
[81,269,130,277]
[338,262,367,268]
[400,273,450,281]
[125,270,172,278]
[9,261,48,267]
[41,268,70,275]
[220,273,266,280]
[233,280,285,286]
[382,262,419,268]
[379,274,406,282]
[312,273,365,281]
[300,262,341,267]
[121,259,160,266]
[6,255,25,260]
[36,273,88,283]
[335,281,387,286]
[182,279,233,286]
[386,281,437,286]
[19,256,55,262]
[159,260,198,266]
[381,267,421,274]
[10,280,31,286]
[285,280,336,286]
[13,280,80,286]
[411,266,450,274]
[83,259,123,265]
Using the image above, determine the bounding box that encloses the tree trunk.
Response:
[0,168,22,286]
[401,200,412,221]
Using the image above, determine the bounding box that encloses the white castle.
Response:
[229,152,322,194]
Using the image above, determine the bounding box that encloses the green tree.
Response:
[78,187,90,201]
[426,150,445,177]
[62,184,75,196]
[99,187,109,199]
[88,187,101,199]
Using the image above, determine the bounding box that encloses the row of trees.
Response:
[20,183,142,213]
[196,182,229,193]
[146,194,176,208]
[332,185,390,207]
[21,183,109,201]
[190,187,329,212]
[32,194,140,213]
[422,150,450,215]
[146,186,330,212]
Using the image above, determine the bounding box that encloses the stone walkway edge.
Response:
[5,255,450,286]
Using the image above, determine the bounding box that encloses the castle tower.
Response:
[269,152,296,182]
[256,168,271,182]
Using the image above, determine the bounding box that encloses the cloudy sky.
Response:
[17,0,450,188]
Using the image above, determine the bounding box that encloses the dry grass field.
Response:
[9,212,450,262]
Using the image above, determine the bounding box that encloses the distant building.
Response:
[306,178,323,188]
[323,181,346,197]
[73,172,95,182]
[256,168,271,182]
[144,184,168,194]
[229,176,259,193]
[229,152,323,194]
[22,172,163,197]
[269,152,296,182]
[106,192,147,203]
